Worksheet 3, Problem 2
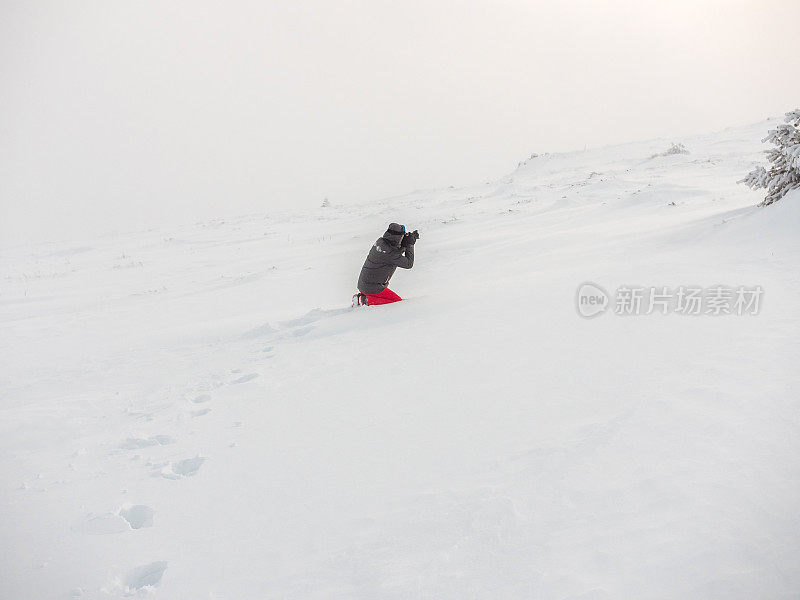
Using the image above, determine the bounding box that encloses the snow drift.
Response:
[1,120,799,599]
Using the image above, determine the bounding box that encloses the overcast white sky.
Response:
[2,0,799,245]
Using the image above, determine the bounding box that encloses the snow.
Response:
[2,120,799,599]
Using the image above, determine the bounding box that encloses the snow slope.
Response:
[2,120,799,599]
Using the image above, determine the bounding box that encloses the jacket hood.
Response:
[381,223,405,245]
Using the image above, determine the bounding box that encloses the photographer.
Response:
[355,223,419,306]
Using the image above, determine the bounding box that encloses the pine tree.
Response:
[740,109,800,206]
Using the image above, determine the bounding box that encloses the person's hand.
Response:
[401,230,418,247]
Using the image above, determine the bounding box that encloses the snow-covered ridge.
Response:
[1,120,799,599]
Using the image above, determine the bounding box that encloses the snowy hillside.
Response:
[2,120,799,599]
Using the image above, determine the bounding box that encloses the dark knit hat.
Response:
[382,222,406,245]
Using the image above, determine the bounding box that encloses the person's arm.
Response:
[387,244,414,269]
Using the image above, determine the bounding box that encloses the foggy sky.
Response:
[2,0,799,245]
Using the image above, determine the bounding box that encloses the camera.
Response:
[401,229,419,247]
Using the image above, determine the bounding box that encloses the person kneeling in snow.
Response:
[354,223,418,306]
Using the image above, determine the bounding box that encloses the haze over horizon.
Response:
[2,0,799,245]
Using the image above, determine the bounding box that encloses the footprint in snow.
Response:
[120,435,175,450]
[123,561,167,591]
[191,407,211,418]
[73,505,156,534]
[232,373,258,384]
[192,394,211,404]
[119,504,155,529]
[161,457,206,479]
[125,410,154,421]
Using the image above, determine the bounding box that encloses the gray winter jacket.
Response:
[357,225,414,294]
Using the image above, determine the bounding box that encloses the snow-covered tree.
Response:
[650,143,689,159]
[740,109,800,206]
